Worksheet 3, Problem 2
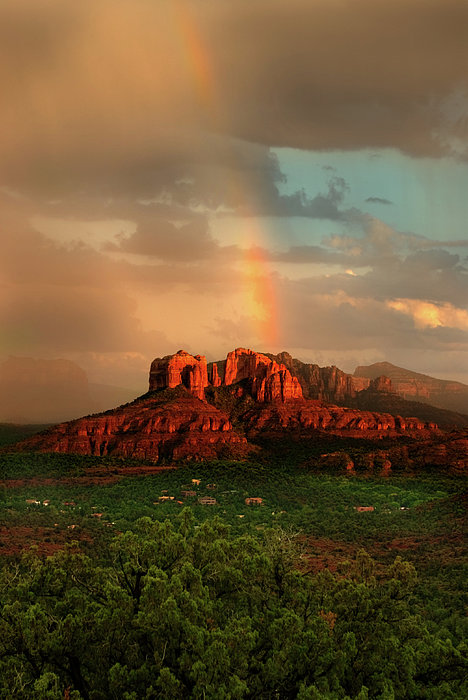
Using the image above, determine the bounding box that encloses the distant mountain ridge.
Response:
[354,361,468,415]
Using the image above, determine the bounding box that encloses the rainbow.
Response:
[172,0,218,121]
[171,1,279,349]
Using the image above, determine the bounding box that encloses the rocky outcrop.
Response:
[223,348,302,402]
[241,401,435,438]
[151,348,303,404]
[209,363,222,387]
[149,350,208,400]
[267,352,369,403]
[310,432,468,475]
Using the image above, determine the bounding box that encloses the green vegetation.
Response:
[1,515,467,699]
[0,450,466,698]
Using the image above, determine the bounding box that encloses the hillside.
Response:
[354,361,468,414]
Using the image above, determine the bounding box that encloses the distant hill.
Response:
[0,357,137,424]
[354,362,468,415]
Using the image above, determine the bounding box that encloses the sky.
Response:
[1,0,467,392]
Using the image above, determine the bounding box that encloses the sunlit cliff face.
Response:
[0,0,467,396]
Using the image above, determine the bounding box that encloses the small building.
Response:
[42,500,51,506]
[198,496,217,505]
[181,490,197,497]
[245,497,263,506]
[206,483,217,490]
[192,479,201,486]
[158,495,174,501]
[26,499,40,505]
[91,512,103,518]
[354,506,374,512]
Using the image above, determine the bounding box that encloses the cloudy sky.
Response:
[1,0,467,391]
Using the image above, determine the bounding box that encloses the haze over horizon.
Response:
[1,0,467,392]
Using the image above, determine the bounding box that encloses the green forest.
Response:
[0,432,466,699]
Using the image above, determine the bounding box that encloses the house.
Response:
[245,497,263,506]
[206,483,217,490]
[198,496,217,505]
[91,512,103,518]
[354,506,374,512]
[42,500,51,506]
[158,495,174,501]
[26,499,40,505]
[192,479,201,486]
[181,490,197,497]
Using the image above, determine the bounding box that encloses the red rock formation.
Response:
[311,431,468,475]
[223,348,302,402]
[268,352,369,402]
[241,400,434,437]
[149,350,208,400]
[13,348,444,463]
[16,395,250,462]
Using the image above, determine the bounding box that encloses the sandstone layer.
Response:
[17,394,249,462]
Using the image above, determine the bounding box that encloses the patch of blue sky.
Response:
[274,147,468,244]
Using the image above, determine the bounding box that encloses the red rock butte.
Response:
[13,347,447,463]
[149,348,302,403]
[149,350,208,400]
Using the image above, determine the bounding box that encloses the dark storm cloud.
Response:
[209,0,468,157]
[0,0,466,198]
[365,197,393,205]
[106,218,220,262]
